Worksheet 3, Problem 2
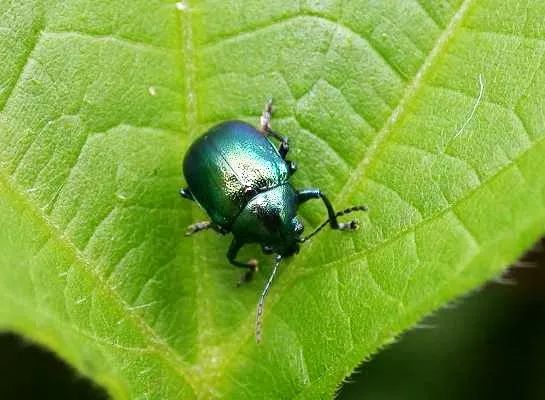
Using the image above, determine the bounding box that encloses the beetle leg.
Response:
[264,128,290,159]
[297,189,358,230]
[286,159,297,176]
[228,239,259,286]
[259,100,292,160]
[180,187,194,201]
[185,220,213,236]
[270,131,296,176]
[277,135,290,161]
[266,129,289,158]
[260,98,274,132]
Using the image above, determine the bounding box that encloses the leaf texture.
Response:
[0,0,544,398]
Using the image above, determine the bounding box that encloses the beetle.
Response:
[180,100,366,342]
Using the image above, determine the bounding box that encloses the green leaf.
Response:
[1,0,544,398]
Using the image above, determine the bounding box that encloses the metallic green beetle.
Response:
[181,101,366,341]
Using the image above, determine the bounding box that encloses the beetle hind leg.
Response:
[259,99,296,172]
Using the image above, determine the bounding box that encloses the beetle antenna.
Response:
[255,254,282,343]
[299,205,367,242]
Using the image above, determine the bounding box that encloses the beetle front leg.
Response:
[228,239,259,286]
[297,189,358,230]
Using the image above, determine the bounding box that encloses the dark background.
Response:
[0,238,544,400]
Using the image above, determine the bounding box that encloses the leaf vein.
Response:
[0,16,44,113]
[0,170,199,394]
[332,0,477,208]
[44,30,175,54]
[296,135,545,283]
[203,14,408,81]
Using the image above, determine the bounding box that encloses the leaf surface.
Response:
[0,0,544,398]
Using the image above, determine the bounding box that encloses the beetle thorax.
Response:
[231,185,303,256]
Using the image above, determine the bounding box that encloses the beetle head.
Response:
[232,186,304,257]
[270,215,303,256]
[258,208,303,257]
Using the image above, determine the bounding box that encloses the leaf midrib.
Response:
[334,0,475,208]
[176,0,220,369]
[0,0,220,393]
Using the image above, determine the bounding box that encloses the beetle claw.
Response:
[339,220,359,231]
[236,259,259,287]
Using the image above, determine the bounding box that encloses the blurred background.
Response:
[339,238,545,400]
[0,238,544,400]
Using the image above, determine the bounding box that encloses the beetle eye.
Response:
[262,212,282,233]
